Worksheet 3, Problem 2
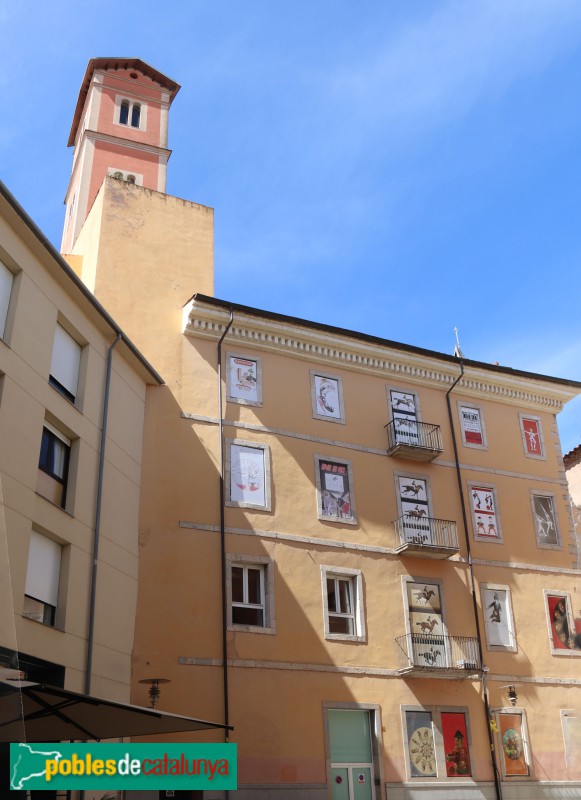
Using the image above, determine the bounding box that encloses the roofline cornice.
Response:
[183,298,580,412]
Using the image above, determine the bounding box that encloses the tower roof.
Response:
[67,57,181,147]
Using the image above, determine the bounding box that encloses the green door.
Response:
[329,709,375,800]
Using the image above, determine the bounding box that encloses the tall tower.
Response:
[61,57,180,253]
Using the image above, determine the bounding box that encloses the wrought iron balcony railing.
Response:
[393,515,459,557]
[395,633,481,674]
[385,419,443,461]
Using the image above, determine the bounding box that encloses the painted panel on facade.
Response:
[483,588,512,648]
[406,711,437,777]
[442,712,472,777]
[470,486,499,539]
[460,405,484,445]
[228,355,260,404]
[319,460,353,521]
[230,445,265,506]
[563,713,581,771]
[314,375,341,419]
[498,713,529,776]
[547,594,574,650]
[407,583,445,667]
[532,494,560,547]
[390,390,419,444]
[398,477,431,543]
[522,417,544,457]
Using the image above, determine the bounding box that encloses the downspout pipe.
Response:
[85,334,122,696]
[445,361,503,800]
[218,309,234,746]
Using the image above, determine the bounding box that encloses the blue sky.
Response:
[1,0,581,450]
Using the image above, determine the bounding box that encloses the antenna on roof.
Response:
[453,327,465,359]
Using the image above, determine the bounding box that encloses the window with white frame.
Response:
[480,583,517,652]
[314,455,356,524]
[22,531,62,627]
[457,401,487,449]
[402,706,474,779]
[492,709,531,778]
[49,323,82,403]
[544,590,580,655]
[225,440,271,511]
[0,259,14,340]
[227,554,275,633]
[226,352,263,406]
[116,97,146,130]
[321,566,365,641]
[37,423,71,509]
[310,370,345,423]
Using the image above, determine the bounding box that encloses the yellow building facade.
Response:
[9,57,581,800]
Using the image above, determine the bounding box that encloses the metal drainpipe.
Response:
[445,361,503,800]
[218,309,234,761]
[85,334,122,696]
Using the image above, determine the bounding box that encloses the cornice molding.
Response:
[82,129,171,159]
[183,301,576,412]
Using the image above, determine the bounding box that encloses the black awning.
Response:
[0,679,229,742]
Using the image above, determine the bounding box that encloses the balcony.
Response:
[393,515,459,559]
[385,419,443,462]
[395,633,481,677]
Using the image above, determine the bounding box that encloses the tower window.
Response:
[131,103,141,128]
[119,100,130,125]
[116,97,146,131]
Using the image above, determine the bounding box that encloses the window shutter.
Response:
[25,531,61,607]
[50,324,81,398]
[0,260,13,338]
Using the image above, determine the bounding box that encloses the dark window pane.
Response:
[131,104,141,128]
[327,578,337,612]
[232,606,264,626]
[329,615,353,635]
[39,429,50,470]
[120,101,129,125]
[232,567,244,603]
[247,568,262,605]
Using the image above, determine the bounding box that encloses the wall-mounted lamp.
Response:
[139,677,170,709]
[507,685,518,707]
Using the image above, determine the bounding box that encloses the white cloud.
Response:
[329,0,581,134]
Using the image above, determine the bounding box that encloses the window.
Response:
[49,323,81,403]
[519,413,545,459]
[403,579,446,668]
[225,440,271,511]
[232,564,264,626]
[530,491,561,549]
[131,103,141,128]
[480,583,517,652]
[107,168,143,186]
[23,531,61,627]
[310,370,345,423]
[403,706,473,779]
[314,455,356,524]
[321,566,365,641]
[116,97,146,130]
[544,591,580,655]
[119,99,130,125]
[37,423,70,509]
[561,710,581,773]
[226,352,263,406]
[467,481,503,543]
[226,554,275,634]
[457,401,487,449]
[492,709,531,778]
[0,259,14,339]
[395,473,432,545]
[387,386,420,444]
